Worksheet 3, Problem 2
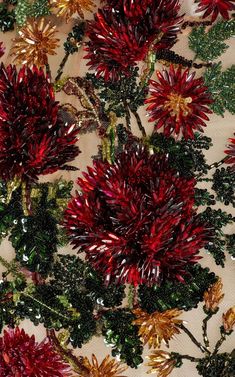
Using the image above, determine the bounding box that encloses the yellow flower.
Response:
[203,278,224,313]
[10,18,59,67]
[81,354,127,377]
[133,308,182,349]
[51,0,95,22]
[222,306,235,333]
[146,350,176,377]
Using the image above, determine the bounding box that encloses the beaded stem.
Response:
[55,52,70,83]
[202,312,213,349]
[47,329,90,376]
[156,49,213,69]
[179,324,209,354]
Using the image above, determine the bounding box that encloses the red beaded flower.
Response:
[0,327,71,377]
[195,0,235,22]
[225,135,235,171]
[0,64,80,183]
[145,65,213,139]
[85,1,182,81]
[103,0,153,21]
[64,146,211,286]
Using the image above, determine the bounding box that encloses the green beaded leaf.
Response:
[226,234,235,259]
[86,67,147,117]
[204,63,235,117]
[196,353,235,377]
[212,167,235,206]
[50,254,125,308]
[102,310,143,368]
[15,0,50,26]
[199,208,234,266]
[149,132,212,177]
[138,264,217,313]
[189,20,235,62]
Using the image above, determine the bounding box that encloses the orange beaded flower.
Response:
[51,0,95,21]
[10,18,59,67]
[133,308,182,349]
[80,354,127,377]
[203,278,224,313]
[222,307,235,333]
[146,350,176,377]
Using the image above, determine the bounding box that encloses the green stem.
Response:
[0,256,24,281]
[22,292,71,322]
[179,324,209,354]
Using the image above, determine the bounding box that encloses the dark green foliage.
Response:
[86,67,147,117]
[200,208,234,266]
[102,310,143,368]
[51,254,125,308]
[138,265,217,313]
[149,132,212,177]
[15,284,73,329]
[10,211,58,275]
[197,353,234,377]
[0,183,23,242]
[212,167,235,207]
[64,23,86,54]
[0,279,23,332]
[189,19,235,61]
[195,188,216,206]
[0,180,72,275]
[226,234,235,258]
[0,1,16,32]
[204,63,235,117]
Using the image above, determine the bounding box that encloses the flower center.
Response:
[165,92,192,120]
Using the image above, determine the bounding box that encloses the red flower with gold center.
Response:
[145,65,213,139]
[195,0,235,22]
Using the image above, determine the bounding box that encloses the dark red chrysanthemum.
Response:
[0,64,80,183]
[0,42,5,57]
[225,135,235,171]
[195,0,235,22]
[0,327,71,377]
[145,65,213,139]
[64,146,211,286]
[103,0,153,20]
[85,1,182,81]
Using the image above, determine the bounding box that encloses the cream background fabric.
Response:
[0,1,234,376]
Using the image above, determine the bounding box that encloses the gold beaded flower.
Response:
[51,0,95,22]
[222,307,235,333]
[10,18,59,67]
[133,308,182,349]
[80,354,127,377]
[146,350,176,377]
[203,278,224,313]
